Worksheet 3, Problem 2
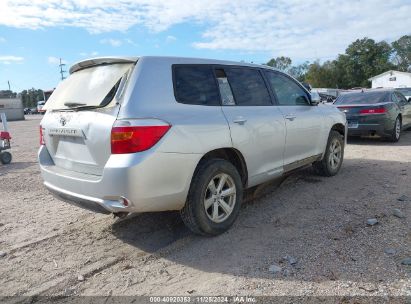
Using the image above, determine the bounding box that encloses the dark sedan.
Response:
[334,89,411,142]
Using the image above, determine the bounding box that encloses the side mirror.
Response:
[408,97,411,103]
[309,92,321,106]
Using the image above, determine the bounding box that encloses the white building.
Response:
[368,70,411,89]
[0,98,25,121]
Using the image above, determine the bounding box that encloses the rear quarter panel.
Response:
[318,104,347,151]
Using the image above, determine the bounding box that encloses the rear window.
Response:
[225,68,272,106]
[173,65,220,105]
[335,92,389,105]
[397,88,411,96]
[44,63,133,110]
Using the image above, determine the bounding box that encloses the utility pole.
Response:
[59,58,66,80]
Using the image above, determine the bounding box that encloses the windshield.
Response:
[335,91,388,105]
[44,63,133,110]
[397,88,411,96]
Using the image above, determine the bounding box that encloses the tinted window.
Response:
[395,92,407,103]
[398,88,411,96]
[224,68,271,106]
[215,69,235,106]
[391,93,399,103]
[265,71,309,106]
[174,66,220,105]
[335,92,389,105]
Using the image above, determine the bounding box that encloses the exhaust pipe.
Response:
[113,212,129,219]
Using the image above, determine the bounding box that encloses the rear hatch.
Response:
[336,104,388,128]
[335,91,389,128]
[41,57,136,176]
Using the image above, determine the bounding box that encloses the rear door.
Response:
[216,66,286,186]
[41,110,119,175]
[335,91,392,130]
[264,71,324,166]
[40,61,134,176]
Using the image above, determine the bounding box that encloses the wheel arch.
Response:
[196,148,248,187]
[331,123,345,138]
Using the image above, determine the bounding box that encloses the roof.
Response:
[339,88,395,95]
[69,55,281,74]
[368,70,411,81]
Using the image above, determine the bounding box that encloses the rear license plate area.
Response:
[348,121,358,129]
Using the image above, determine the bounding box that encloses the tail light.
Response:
[359,108,386,115]
[0,131,11,140]
[39,126,45,145]
[111,121,171,154]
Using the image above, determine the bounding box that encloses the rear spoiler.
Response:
[69,57,138,74]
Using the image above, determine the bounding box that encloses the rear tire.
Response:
[388,116,401,142]
[313,130,344,177]
[180,159,243,236]
[0,152,12,164]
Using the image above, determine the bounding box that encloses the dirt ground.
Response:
[0,115,410,299]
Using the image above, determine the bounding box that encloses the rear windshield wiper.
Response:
[59,104,104,111]
[64,102,87,108]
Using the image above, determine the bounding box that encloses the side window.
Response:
[265,71,309,106]
[391,93,399,103]
[173,65,220,105]
[215,69,235,106]
[395,92,407,103]
[224,68,272,106]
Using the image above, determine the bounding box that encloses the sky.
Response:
[0,0,410,92]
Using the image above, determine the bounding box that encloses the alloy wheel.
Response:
[395,118,401,139]
[328,139,342,170]
[204,173,237,223]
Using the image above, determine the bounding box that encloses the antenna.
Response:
[59,58,66,80]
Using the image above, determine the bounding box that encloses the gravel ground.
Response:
[0,116,410,299]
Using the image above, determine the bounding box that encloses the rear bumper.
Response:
[39,145,201,214]
[347,124,388,137]
[346,115,393,137]
[45,182,111,214]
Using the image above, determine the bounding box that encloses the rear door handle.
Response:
[233,117,247,124]
[285,114,297,121]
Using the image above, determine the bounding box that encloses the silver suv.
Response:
[39,56,347,235]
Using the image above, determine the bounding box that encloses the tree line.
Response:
[0,89,45,108]
[20,89,45,108]
[266,35,411,89]
[3,35,410,106]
